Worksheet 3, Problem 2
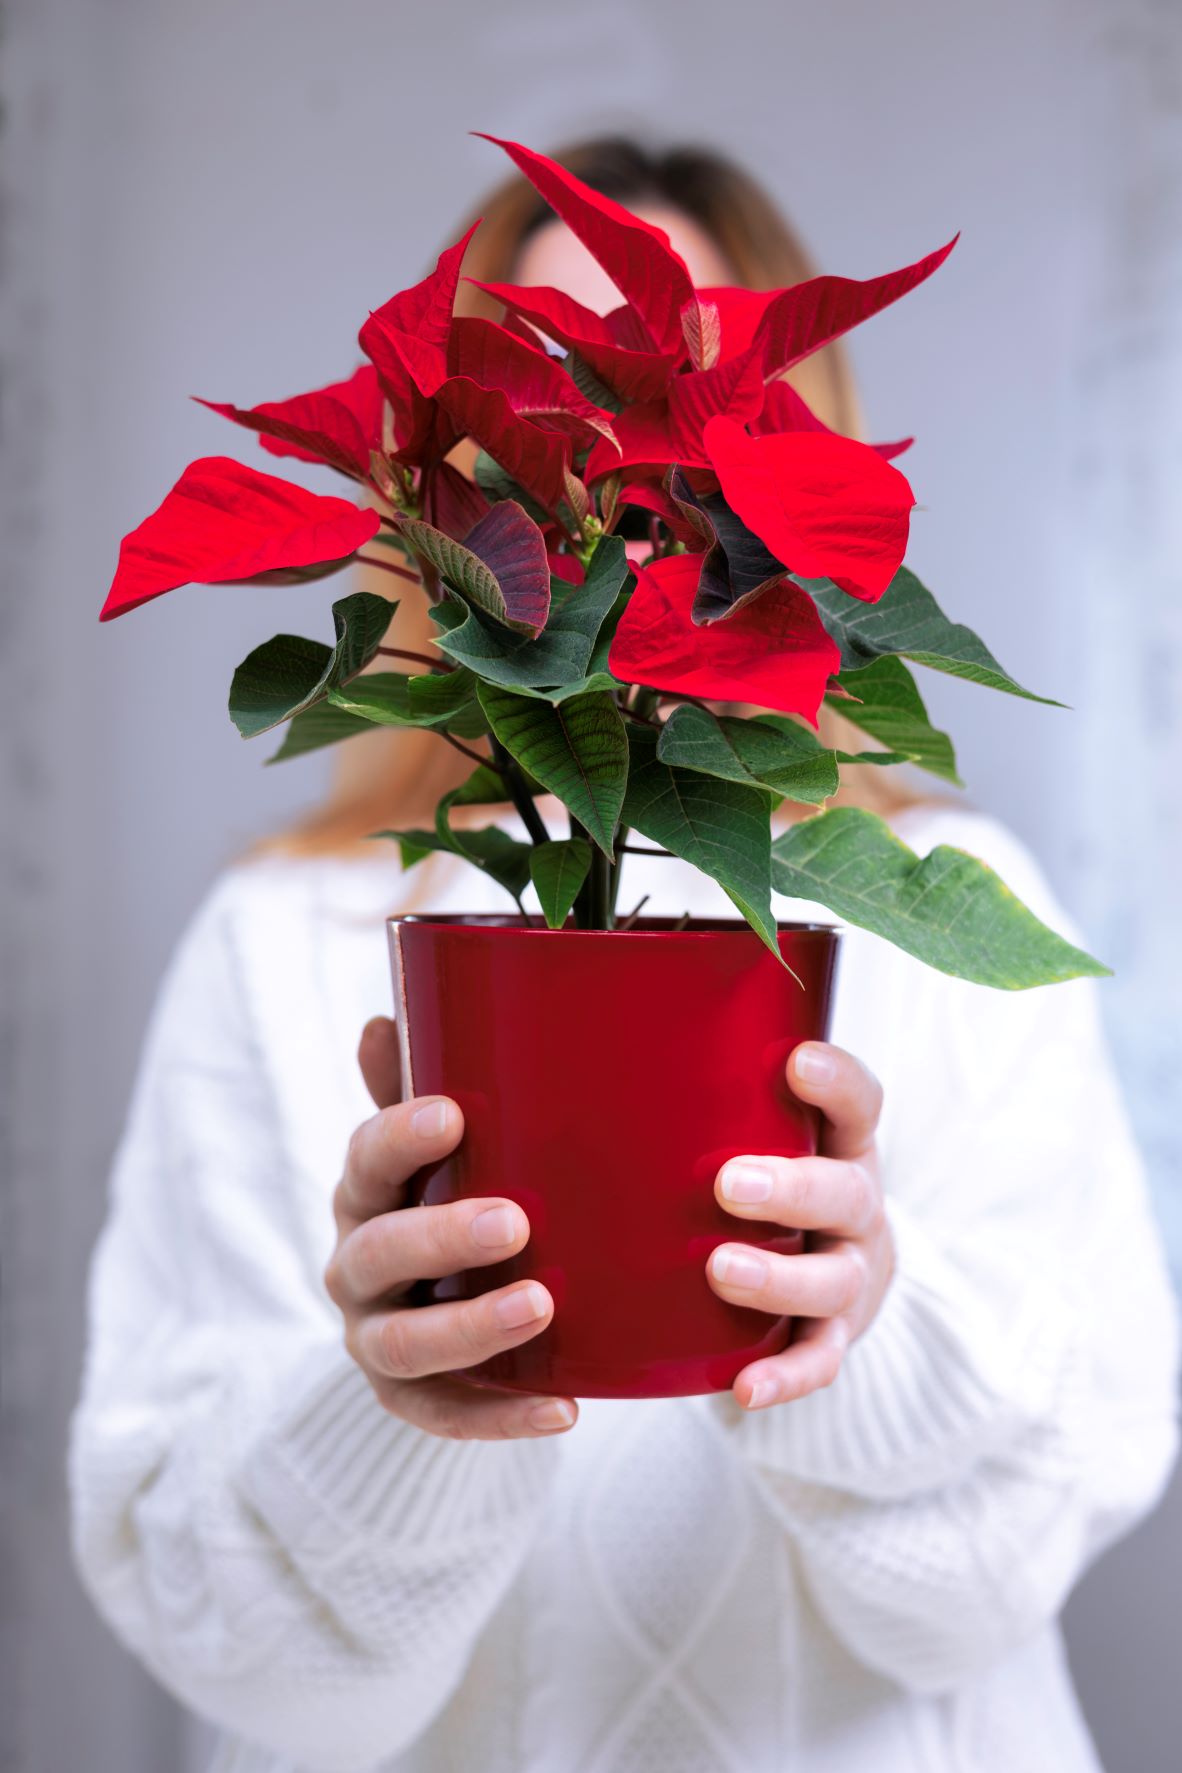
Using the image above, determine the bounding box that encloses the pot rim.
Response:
[389,913,839,942]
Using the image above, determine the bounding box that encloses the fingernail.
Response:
[411,1099,451,1138]
[794,1044,835,1084]
[471,1205,518,1248]
[746,1379,777,1410]
[494,1283,548,1329]
[528,1399,575,1432]
[720,1161,774,1203]
[711,1246,768,1289]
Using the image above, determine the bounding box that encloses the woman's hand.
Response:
[324,1016,578,1442]
[707,1041,895,1411]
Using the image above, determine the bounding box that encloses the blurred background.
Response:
[2,0,1179,1767]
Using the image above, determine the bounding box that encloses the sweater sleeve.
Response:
[704,812,1180,1695]
[68,869,561,1773]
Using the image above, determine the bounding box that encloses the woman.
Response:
[70,139,1178,1773]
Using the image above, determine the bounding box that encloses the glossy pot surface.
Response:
[388,916,839,1398]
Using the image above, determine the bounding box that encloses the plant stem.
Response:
[568,816,615,929]
[616,893,650,931]
[587,842,612,929]
[374,646,455,673]
[489,736,550,846]
[439,731,495,773]
[608,823,630,918]
[657,690,712,712]
[356,553,421,586]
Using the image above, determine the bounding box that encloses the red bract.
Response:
[358,227,476,464]
[703,417,914,603]
[468,280,674,402]
[195,363,385,480]
[608,553,840,722]
[754,237,958,378]
[549,551,584,585]
[753,380,913,461]
[584,347,765,480]
[699,287,771,361]
[437,317,617,508]
[478,135,698,359]
[99,457,380,621]
[698,236,957,377]
[362,229,619,509]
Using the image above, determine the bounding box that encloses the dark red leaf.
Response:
[608,553,840,722]
[195,363,384,479]
[703,417,915,603]
[463,500,552,635]
[618,480,711,550]
[477,135,697,356]
[661,468,787,624]
[422,459,490,538]
[100,457,380,621]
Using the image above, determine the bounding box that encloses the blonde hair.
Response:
[276,136,919,855]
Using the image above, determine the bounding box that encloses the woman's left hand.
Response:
[707,1041,895,1411]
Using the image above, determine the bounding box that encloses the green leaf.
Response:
[229,592,395,738]
[826,656,962,785]
[327,667,477,729]
[447,696,492,740]
[478,683,628,855]
[656,705,840,804]
[267,698,380,763]
[548,670,625,703]
[753,718,909,773]
[770,807,1108,988]
[434,534,630,694]
[529,838,592,928]
[801,568,1061,705]
[374,764,531,909]
[379,822,532,906]
[621,726,783,963]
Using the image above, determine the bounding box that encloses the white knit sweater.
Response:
[70,802,1179,1773]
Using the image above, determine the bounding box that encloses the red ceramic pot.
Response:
[388,916,839,1399]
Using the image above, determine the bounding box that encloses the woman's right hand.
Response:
[324,1015,578,1442]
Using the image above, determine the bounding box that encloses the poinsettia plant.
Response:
[101,134,1104,990]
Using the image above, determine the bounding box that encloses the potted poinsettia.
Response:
[100,135,1105,1400]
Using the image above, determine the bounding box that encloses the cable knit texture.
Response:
[69,805,1179,1773]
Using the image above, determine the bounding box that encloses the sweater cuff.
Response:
[242,1341,562,1555]
[703,1196,1077,1500]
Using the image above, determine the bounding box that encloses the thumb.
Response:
[358,1016,403,1110]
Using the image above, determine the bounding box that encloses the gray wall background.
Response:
[2,0,1179,1768]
